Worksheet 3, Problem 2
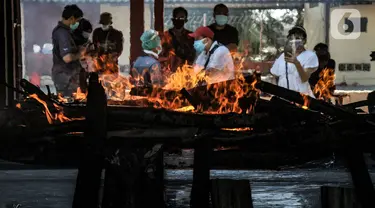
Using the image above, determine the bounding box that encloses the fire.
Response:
[73,87,87,101]
[313,67,335,101]
[221,127,253,131]
[300,93,310,109]
[68,44,260,115]
[29,94,82,124]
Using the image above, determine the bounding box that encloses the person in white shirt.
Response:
[270,26,319,97]
[188,26,234,84]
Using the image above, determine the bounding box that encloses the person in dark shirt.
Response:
[309,43,336,96]
[72,18,93,93]
[92,12,124,74]
[160,7,195,72]
[208,4,239,52]
[72,18,93,47]
[51,4,84,97]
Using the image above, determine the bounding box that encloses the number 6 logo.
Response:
[330,9,361,40]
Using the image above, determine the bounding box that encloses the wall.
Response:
[329,4,375,85]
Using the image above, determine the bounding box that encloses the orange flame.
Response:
[299,93,310,110]
[67,48,260,115]
[29,94,83,124]
[221,127,253,131]
[313,67,335,101]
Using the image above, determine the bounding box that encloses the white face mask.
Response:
[102,25,110,31]
[82,32,91,39]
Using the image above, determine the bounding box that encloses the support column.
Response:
[154,0,164,33]
[1,0,7,108]
[325,3,330,45]
[3,0,18,107]
[130,0,144,64]
[14,0,22,100]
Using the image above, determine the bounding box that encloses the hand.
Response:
[205,68,220,77]
[284,52,299,64]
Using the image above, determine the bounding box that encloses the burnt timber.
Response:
[1,76,375,207]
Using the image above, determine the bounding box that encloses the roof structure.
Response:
[20,0,375,9]
[20,0,375,3]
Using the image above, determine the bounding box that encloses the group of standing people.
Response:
[132,4,240,87]
[51,4,335,99]
[51,5,123,96]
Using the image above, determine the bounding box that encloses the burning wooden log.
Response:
[106,106,266,129]
[255,81,357,119]
[129,73,260,113]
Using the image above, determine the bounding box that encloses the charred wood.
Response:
[342,150,375,208]
[190,136,212,208]
[255,81,356,120]
[73,73,106,208]
[321,186,360,208]
[107,106,265,128]
[211,179,254,208]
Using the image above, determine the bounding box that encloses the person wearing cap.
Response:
[189,26,234,83]
[270,26,319,97]
[208,4,239,52]
[51,4,84,97]
[131,29,163,87]
[92,12,124,73]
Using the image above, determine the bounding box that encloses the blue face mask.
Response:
[215,15,228,26]
[70,22,80,31]
[194,39,206,54]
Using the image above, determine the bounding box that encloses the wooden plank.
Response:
[101,143,165,207]
[211,179,254,208]
[321,186,361,208]
[190,137,212,208]
[72,73,107,208]
[140,144,166,207]
[344,151,375,208]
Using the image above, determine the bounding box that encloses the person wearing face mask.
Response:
[131,29,163,87]
[51,4,84,97]
[71,18,93,93]
[208,4,239,52]
[270,26,319,97]
[92,12,124,74]
[72,18,93,47]
[189,26,234,84]
[160,7,195,72]
[309,43,336,95]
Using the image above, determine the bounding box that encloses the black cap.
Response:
[78,18,93,33]
[287,25,307,39]
[99,12,112,25]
